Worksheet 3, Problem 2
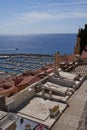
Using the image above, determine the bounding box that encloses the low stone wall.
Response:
[6,87,35,111]
[6,76,49,111]
[14,88,35,109]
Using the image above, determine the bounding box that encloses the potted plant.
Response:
[49,105,60,118]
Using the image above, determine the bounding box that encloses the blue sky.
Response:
[0,0,87,35]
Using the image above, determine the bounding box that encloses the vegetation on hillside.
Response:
[78,24,87,54]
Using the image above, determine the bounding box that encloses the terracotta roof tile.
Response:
[81,50,87,59]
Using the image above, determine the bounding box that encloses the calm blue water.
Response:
[0,34,76,55]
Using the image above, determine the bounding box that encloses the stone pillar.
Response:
[0,95,6,110]
[41,87,45,97]
[54,52,61,73]
[49,90,52,99]
[74,36,80,55]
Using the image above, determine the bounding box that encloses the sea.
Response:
[0,33,76,55]
[0,33,77,74]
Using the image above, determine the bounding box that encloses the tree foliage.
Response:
[78,24,87,54]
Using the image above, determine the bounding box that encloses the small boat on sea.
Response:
[15,48,19,50]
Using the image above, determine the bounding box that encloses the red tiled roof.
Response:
[81,50,87,59]
[17,75,34,87]
[0,85,18,97]
[67,54,76,62]
[0,79,18,97]
[45,67,54,74]
[0,64,55,96]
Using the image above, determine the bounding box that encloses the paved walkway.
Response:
[51,79,87,130]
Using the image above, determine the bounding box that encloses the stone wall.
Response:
[14,87,35,109]
[6,86,35,111]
